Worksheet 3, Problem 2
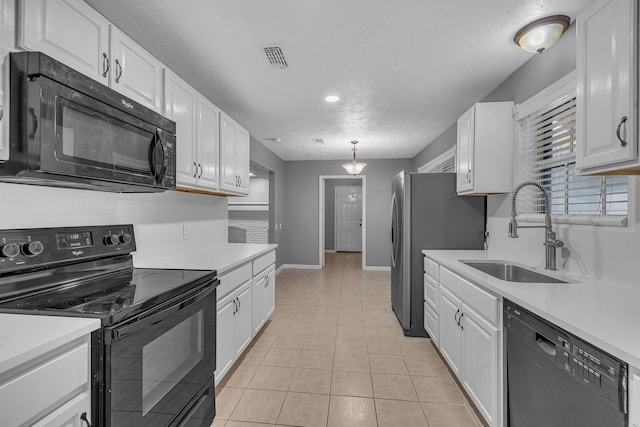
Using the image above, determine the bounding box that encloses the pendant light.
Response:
[514,15,570,54]
[342,140,367,175]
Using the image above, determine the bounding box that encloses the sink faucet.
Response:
[508,181,564,270]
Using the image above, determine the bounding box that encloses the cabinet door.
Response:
[264,268,275,321]
[438,286,463,377]
[164,69,198,187]
[631,368,640,427]
[456,106,475,193]
[19,0,110,84]
[235,282,253,356]
[0,0,7,161]
[424,302,439,346]
[220,113,239,192]
[32,391,90,427]
[196,97,220,190]
[252,275,266,335]
[460,304,499,426]
[236,126,251,194]
[110,27,163,111]
[576,0,637,172]
[215,293,236,384]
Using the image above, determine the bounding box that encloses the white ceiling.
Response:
[86,0,588,161]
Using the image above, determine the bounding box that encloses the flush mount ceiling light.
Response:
[325,95,340,103]
[514,15,570,54]
[342,140,367,175]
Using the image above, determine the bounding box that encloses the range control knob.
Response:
[21,241,44,257]
[119,233,132,245]
[104,235,120,247]
[1,243,20,258]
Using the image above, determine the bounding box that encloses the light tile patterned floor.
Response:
[212,252,484,427]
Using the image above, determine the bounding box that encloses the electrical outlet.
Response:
[183,225,190,240]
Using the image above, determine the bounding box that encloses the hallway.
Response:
[213,252,483,426]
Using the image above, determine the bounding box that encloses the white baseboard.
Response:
[281,264,322,270]
[275,265,285,275]
[363,266,391,272]
[324,250,337,253]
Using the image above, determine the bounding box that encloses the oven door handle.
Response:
[109,281,216,342]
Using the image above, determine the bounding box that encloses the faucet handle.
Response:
[508,218,519,238]
[544,239,564,248]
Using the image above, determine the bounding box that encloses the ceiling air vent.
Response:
[312,138,325,144]
[262,46,288,68]
[264,137,281,143]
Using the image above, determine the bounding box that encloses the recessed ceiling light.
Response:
[325,95,340,103]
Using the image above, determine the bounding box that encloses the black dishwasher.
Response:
[504,300,628,427]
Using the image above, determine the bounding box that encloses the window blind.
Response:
[517,91,628,222]
[429,156,455,173]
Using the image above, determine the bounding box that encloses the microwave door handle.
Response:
[109,282,215,342]
[28,108,38,139]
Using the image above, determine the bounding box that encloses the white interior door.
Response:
[335,186,363,252]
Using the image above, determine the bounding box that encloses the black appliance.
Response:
[2,51,176,192]
[0,225,217,427]
[504,300,628,427]
[390,172,486,336]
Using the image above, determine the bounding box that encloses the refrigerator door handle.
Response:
[390,192,399,267]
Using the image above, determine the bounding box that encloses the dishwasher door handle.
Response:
[535,333,557,356]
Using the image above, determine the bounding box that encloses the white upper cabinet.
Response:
[456,102,514,195]
[220,112,250,195]
[164,69,198,187]
[18,0,163,112]
[196,97,220,190]
[18,0,110,84]
[0,0,8,161]
[110,27,163,111]
[576,0,639,174]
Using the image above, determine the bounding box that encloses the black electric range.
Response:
[0,224,218,427]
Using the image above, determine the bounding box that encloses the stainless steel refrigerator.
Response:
[391,172,486,336]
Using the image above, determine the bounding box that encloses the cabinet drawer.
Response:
[218,263,252,300]
[424,274,439,313]
[440,267,499,325]
[0,339,89,427]
[424,257,439,282]
[424,303,439,346]
[253,251,276,276]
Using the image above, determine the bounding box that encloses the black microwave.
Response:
[1,51,176,192]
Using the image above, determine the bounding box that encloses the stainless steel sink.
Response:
[460,260,568,283]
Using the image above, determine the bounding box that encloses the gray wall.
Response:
[325,179,363,251]
[411,24,578,215]
[250,137,286,268]
[284,159,413,267]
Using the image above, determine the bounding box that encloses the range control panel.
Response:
[0,224,135,274]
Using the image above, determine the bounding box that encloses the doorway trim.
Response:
[318,175,366,270]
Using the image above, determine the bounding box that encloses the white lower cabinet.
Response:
[253,265,275,335]
[215,279,252,385]
[437,266,502,427]
[631,366,640,427]
[0,335,92,427]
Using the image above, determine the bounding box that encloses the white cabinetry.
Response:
[18,0,163,111]
[220,112,250,195]
[576,0,640,174]
[252,250,276,335]
[0,335,92,427]
[423,256,440,345]
[18,0,110,84]
[110,27,163,111]
[163,69,220,192]
[215,263,253,385]
[631,366,640,427]
[456,102,514,195]
[437,266,502,427]
[0,0,8,160]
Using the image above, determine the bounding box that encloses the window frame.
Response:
[513,71,631,227]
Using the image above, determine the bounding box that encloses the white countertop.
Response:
[134,243,278,275]
[423,250,640,369]
[0,314,100,374]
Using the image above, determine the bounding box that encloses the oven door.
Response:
[104,282,216,427]
[33,76,173,188]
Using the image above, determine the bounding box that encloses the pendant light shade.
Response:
[342,141,367,175]
[514,15,570,54]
